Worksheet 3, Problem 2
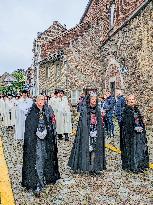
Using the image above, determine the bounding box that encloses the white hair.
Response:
[36,95,44,101]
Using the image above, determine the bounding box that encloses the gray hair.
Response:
[36,95,44,101]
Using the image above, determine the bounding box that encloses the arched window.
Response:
[109,1,115,29]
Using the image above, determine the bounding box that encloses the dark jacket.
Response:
[103,96,116,114]
[77,96,86,112]
[115,95,126,120]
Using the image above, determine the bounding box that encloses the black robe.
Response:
[120,105,149,173]
[68,104,106,172]
[22,103,60,191]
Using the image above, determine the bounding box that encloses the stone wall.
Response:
[100,2,153,126]
[32,21,66,95]
[37,0,151,95]
[39,20,103,95]
[31,0,153,162]
[40,0,146,59]
[80,0,145,42]
[34,0,152,124]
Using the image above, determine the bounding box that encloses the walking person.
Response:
[115,89,126,127]
[55,89,72,141]
[103,91,116,137]
[22,95,60,196]
[15,90,33,140]
[68,93,106,175]
[120,94,149,173]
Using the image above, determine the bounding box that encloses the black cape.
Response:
[120,105,149,172]
[68,104,106,172]
[22,103,60,190]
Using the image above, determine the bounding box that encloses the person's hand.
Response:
[134,126,143,132]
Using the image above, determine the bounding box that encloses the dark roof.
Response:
[79,0,93,23]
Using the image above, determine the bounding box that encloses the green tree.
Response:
[12,69,26,83]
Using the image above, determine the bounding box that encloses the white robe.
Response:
[55,96,72,135]
[15,97,33,140]
[48,97,58,118]
[3,98,10,127]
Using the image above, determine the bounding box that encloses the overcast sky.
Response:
[0,0,89,75]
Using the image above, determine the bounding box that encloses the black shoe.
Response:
[33,188,41,197]
[33,190,41,197]
[64,133,69,141]
[58,134,63,140]
[89,171,95,176]
[132,169,144,174]
[94,171,101,175]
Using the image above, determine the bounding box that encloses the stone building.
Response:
[32,21,66,95]
[99,0,153,126]
[0,72,17,87]
[32,0,153,124]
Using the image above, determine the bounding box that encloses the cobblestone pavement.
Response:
[0,126,153,205]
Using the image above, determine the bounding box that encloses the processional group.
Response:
[0,88,149,196]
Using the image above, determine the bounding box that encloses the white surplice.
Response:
[48,97,58,118]
[15,97,33,140]
[55,96,72,135]
[3,98,10,127]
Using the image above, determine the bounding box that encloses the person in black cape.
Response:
[68,93,106,174]
[120,94,149,173]
[22,95,60,196]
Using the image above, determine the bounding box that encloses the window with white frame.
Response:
[71,90,83,105]
[109,1,115,29]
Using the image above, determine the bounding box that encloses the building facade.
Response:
[32,0,153,124]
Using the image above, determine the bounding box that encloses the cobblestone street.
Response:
[0,125,153,205]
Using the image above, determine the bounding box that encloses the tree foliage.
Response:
[0,69,26,95]
[12,69,26,82]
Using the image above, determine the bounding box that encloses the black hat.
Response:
[58,88,64,94]
[54,89,59,95]
[22,90,28,94]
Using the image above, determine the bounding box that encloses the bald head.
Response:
[116,89,122,97]
[126,94,136,107]
[104,90,111,98]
